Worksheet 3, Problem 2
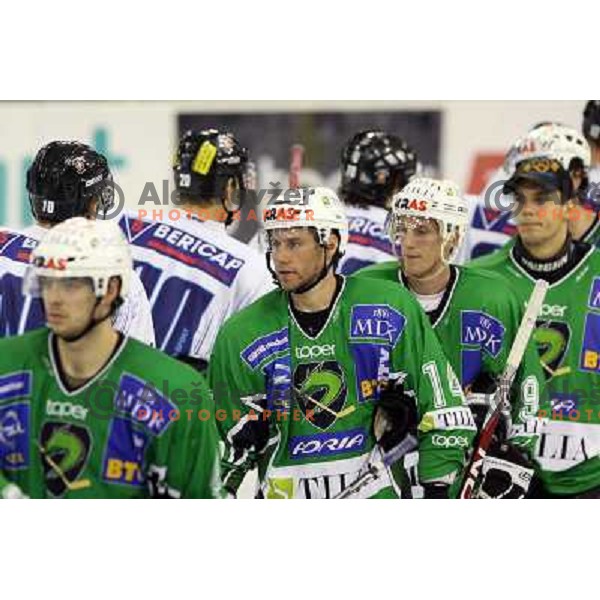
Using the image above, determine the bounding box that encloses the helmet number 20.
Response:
[179,174,191,188]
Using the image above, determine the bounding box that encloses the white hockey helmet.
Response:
[387,177,469,263]
[24,217,132,299]
[505,124,591,177]
[262,186,349,254]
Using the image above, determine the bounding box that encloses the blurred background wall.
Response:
[0,100,584,228]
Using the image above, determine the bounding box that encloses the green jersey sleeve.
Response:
[145,374,222,499]
[209,322,274,496]
[389,294,477,485]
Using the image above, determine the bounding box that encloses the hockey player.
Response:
[119,128,273,370]
[208,186,475,499]
[470,157,600,497]
[0,141,154,346]
[460,123,594,262]
[353,177,546,498]
[338,129,417,275]
[0,218,221,499]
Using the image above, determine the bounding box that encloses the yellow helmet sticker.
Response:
[192,141,218,175]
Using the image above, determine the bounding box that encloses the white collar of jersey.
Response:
[400,264,461,328]
[413,289,446,313]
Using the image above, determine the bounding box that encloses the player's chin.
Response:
[403,261,426,278]
[517,227,544,245]
[47,322,76,339]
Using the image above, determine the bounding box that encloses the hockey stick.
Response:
[540,361,571,379]
[293,384,356,419]
[289,144,304,189]
[293,361,356,419]
[334,434,419,499]
[38,442,91,492]
[459,279,549,499]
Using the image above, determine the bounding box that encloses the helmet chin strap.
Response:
[56,297,114,343]
[266,246,335,296]
[292,250,332,295]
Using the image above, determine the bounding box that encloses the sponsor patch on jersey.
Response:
[123,219,245,286]
[114,374,176,437]
[0,372,32,402]
[550,393,579,418]
[580,313,600,373]
[350,305,406,345]
[348,217,393,254]
[461,311,505,358]
[241,328,289,370]
[588,278,600,310]
[102,417,148,487]
[419,406,477,432]
[288,428,367,459]
[39,421,92,498]
[266,477,294,499]
[0,402,30,470]
[264,355,292,414]
[351,343,390,403]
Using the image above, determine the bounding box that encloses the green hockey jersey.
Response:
[468,243,600,495]
[0,329,221,499]
[209,276,476,499]
[353,262,545,423]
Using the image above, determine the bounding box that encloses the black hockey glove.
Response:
[465,372,497,431]
[422,482,450,499]
[372,379,418,453]
[476,440,535,499]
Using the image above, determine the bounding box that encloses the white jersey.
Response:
[118,210,274,363]
[0,224,155,346]
[339,204,396,275]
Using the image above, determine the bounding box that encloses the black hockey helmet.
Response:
[339,129,417,207]
[583,101,600,144]
[26,141,114,223]
[173,128,248,202]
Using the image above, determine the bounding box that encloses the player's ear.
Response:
[444,228,459,260]
[325,232,340,260]
[564,199,575,223]
[222,177,238,212]
[105,276,122,305]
